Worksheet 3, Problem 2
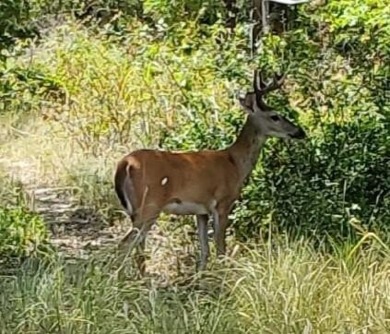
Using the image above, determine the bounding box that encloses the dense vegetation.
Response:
[0,0,389,332]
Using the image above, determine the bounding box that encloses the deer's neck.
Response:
[227,117,267,183]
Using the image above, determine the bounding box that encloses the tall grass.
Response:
[0,21,247,219]
[0,239,389,333]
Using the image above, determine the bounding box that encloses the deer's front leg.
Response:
[196,214,210,271]
[213,207,229,257]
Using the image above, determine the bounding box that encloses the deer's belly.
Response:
[162,201,210,215]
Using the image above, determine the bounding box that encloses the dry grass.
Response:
[0,239,389,333]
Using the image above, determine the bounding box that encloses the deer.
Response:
[114,69,306,275]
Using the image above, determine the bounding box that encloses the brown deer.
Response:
[114,70,306,275]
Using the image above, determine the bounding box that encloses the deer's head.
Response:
[239,70,306,140]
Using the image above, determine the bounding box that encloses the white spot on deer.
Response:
[163,201,209,215]
[161,177,168,186]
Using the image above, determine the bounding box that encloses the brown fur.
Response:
[116,148,241,220]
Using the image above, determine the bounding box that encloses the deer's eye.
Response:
[270,115,280,122]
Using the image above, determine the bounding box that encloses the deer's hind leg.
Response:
[118,205,161,276]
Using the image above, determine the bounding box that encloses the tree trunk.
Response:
[223,0,238,33]
[251,0,264,55]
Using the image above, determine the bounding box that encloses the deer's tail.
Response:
[114,158,136,216]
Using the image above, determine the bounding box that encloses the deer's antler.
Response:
[253,70,285,110]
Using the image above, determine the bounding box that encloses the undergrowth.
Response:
[0,239,389,333]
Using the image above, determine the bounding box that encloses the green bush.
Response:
[0,173,49,259]
[1,0,388,248]
[17,21,248,155]
[0,206,49,258]
[159,1,390,242]
[0,0,40,62]
[0,65,64,115]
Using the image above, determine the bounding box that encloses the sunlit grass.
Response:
[0,239,389,333]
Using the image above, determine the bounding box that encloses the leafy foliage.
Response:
[0,0,389,249]
[0,0,40,62]
[0,174,50,259]
[158,0,390,242]
[0,206,49,257]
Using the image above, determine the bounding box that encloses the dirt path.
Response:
[2,159,123,259]
[1,158,198,281]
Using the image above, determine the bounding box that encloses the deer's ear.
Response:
[238,92,255,114]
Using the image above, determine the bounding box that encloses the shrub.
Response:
[0,0,40,62]
[1,0,388,248]
[0,206,49,258]
[158,1,390,243]
[0,173,49,258]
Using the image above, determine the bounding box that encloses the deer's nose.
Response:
[291,127,306,139]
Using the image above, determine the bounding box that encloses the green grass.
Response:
[0,239,389,333]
